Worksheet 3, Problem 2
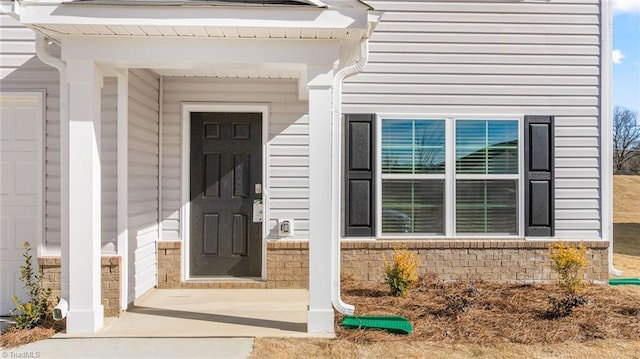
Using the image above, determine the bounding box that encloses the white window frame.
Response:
[376,114,524,239]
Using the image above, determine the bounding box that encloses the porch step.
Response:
[166,281,269,289]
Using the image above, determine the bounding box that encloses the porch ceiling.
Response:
[31,24,353,40]
[152,63,304,78]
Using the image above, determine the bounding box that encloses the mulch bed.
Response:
[0,320,64,349]
[336,276,640,344]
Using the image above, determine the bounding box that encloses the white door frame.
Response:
[180,102,270,281]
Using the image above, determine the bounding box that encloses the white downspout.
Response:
[331,40,369,315]
[158,76,164,242]
[600,0,621,277]
[35,34,70,301]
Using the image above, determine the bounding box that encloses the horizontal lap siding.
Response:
[0,14,118,251]
[128,69,159,299]
[101,79,118,252]
[342,0,602,239]
[161,77,309,240]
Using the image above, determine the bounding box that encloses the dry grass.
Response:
[613,175,640,224]
[251,338,640,359]
[613,175,640,280]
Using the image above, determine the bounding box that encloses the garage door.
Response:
[0,92,43,315]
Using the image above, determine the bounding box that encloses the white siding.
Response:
[101,79,118,252]
[343,0,602,239]
[0,14,118,252]
[161,77,309,240]
[128,69,159,299]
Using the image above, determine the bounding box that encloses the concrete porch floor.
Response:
[56,289,313,338]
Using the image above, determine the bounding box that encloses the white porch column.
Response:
[64,60,104,333]
[307,64,335,335]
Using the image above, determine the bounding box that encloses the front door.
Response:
[190,112,262,277]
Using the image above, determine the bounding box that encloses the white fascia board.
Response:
[0,1,18,16]
[18,2,368,29]
[61,36,341,66]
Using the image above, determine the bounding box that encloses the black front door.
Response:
[190,112,262,277]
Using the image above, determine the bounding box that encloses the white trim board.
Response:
[180,102,270,281]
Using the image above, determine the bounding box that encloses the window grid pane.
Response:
[382,179,445,235]
[456,180,518,234]
[382,120,445,175]
[456,120,518,175]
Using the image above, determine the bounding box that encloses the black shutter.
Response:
[344,114,376,237]
[524,115,555,236]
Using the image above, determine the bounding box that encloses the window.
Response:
[455,120,519,234]
[381,120,445,234]
[379,117,520,236]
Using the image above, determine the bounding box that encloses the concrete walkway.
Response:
[2,289,312,359]
[1,338,254,359]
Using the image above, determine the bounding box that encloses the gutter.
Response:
[330,39,369,316]
[35,34,71,301]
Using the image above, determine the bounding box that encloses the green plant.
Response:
[383,246,420,297]
[9,242,53,330]
[546,242,588,318]
[548,242,588,295]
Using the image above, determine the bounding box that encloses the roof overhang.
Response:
[12,0,373,42]
[8,0,380,86]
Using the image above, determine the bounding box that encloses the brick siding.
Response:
[38,256,122,317]
[156,240,609,289]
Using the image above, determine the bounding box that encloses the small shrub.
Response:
[441,282,481,317]
[9,242,53,330]
[548,242,587,295]
[546,242,588,318]
[383,246,420,297]
[546,294,587,319]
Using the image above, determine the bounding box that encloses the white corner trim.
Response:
[180,102,270,281]
[600,0,620,276]
[158,76,164,243]
[116,71,129,310]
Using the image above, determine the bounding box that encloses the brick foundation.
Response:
[340,240,609,284]
[38,256,122,317]
[156,239,609,289]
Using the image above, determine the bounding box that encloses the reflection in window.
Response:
[456,120,518,174]
[378,118,520,237]
[382,120,445,174]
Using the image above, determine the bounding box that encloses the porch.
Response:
[6,0,380,335]
[57,288,311,338]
